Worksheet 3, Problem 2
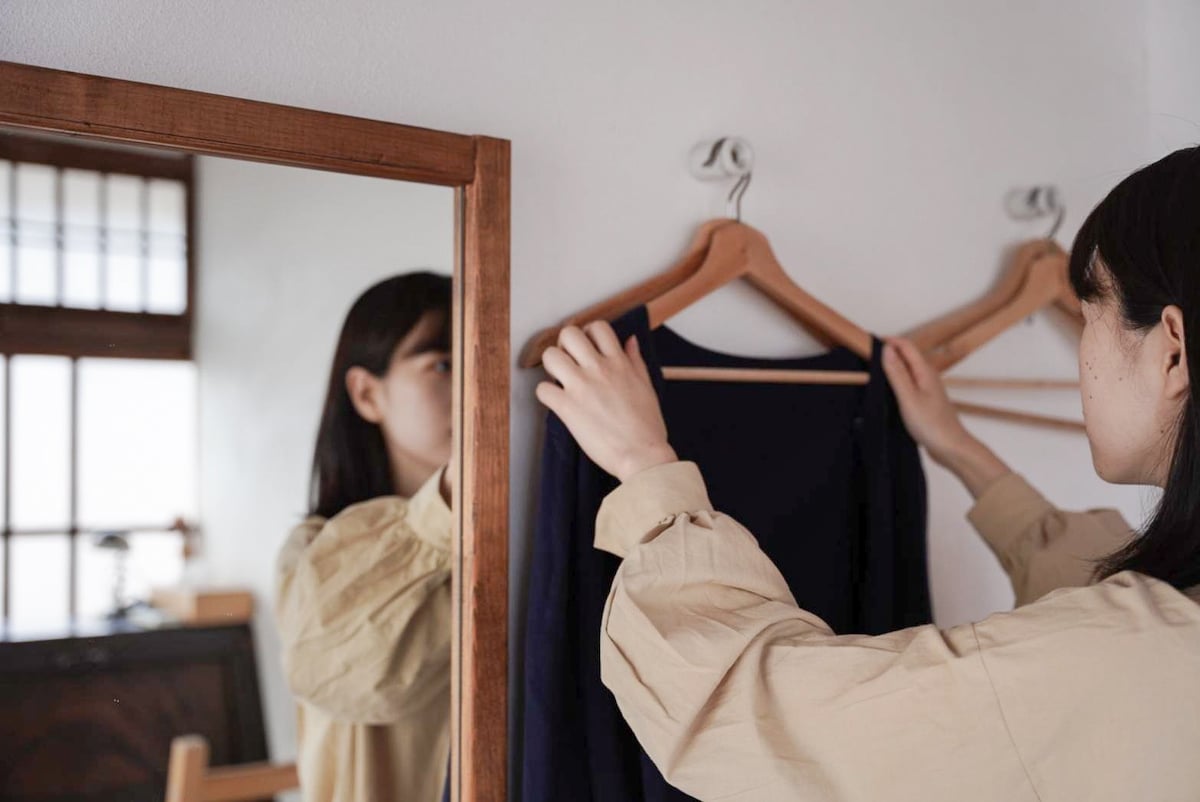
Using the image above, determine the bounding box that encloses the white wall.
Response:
[1148,0,1200,153]
[193,155,452,759]
[4,0,1199,790]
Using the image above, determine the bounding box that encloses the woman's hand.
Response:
[882,338,972,465]
[536,322,678,482]
[882,338,1009,497]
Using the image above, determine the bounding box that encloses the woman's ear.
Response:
[1161,305,1190,401]
[345,366,384,423]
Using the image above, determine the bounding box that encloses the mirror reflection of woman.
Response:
[276,272,454,802]
[537,148,1200,799]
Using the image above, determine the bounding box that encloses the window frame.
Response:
[0,129,195,360]
[0,131,196,624]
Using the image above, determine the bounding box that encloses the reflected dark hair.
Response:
[1069,145,1200,589]
[309,271,451,519]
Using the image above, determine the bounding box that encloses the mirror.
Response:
[0,120,479,801]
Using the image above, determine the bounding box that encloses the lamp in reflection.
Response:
[93,531,135,620]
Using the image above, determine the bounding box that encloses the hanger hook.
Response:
[1046,200,1065,241]
[1007,185,1065,242]
[1032,186,1065,240]
[728,171,752,222]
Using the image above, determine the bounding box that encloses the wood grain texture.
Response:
[0,61,476,186]
[454,136,511,802]
[0,304,192,359]
[0,624,268,802]
[661,366,870,385]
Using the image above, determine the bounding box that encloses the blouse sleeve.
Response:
[966,473,1134,606]
[275,467,452,724]
[593,461,1038,801]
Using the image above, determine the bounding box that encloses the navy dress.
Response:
[522,306,931,802]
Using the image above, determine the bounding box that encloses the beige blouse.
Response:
[596,462,1200,801]
[276,467,451,802]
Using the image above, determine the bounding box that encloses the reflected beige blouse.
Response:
[596,462,1200,801]
[276,467,451,802]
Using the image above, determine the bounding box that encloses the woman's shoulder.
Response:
[975,569,1200,648]
[965,572,1200,789]
[288,495,409,546]
[325,494,411,530]
[280,470,451,570]
[277,495,410,573]
[1078,569,1200,609]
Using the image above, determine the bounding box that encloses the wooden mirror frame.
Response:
[0,61,510,802]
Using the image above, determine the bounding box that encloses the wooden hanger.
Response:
[645,221,874,385]
[904,238,1083,369]
[522,218,1084,430]
[518,219,734,368]
[646,222,873,357]
[905,239,1064,352]
[953,401,1085,433]
[929,245,1080,371]
[522,219,875,386]
[652,228,1086,430]
[906,241,1087,433]
[908,182,1082,355]
[942,377,1079,390]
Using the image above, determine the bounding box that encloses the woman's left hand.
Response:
[536,321,678,482]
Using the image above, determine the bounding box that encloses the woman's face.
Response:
[1079,290,1187,487]
[378,312,454,464]
[347,311,454,489]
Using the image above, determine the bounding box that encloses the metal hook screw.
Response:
[728,171,752,222]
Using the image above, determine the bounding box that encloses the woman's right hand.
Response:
[881,338,974,467]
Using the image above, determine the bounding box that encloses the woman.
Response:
[276,272,454,802]
[536,146,1200,800]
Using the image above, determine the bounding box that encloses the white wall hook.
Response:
[688,137,755,180]
[1005,185,1065,240]
[689,137,754,220]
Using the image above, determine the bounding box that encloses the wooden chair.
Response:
[165,735,299,802]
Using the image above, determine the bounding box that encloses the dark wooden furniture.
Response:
[0,60,511,802]
[0,622,268,802]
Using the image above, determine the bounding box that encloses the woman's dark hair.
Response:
[1069,145,1200,589]
[309,271,451,519]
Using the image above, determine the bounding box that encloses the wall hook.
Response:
[689,137,755,221]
